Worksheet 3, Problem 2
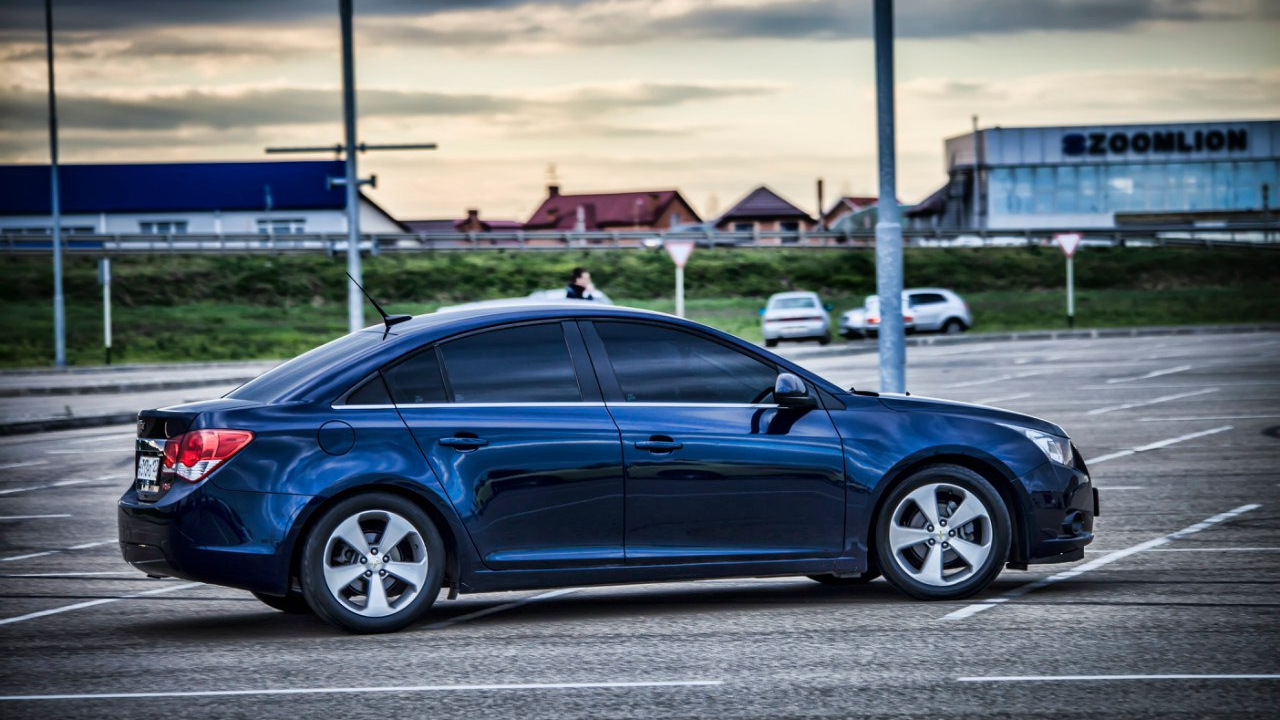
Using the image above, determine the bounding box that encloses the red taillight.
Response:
[905,314,915,323]
[868,317,879,324]
[162,429,254,484]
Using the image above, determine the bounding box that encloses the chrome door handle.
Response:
[634,440,682,452]
[438,436,488,449]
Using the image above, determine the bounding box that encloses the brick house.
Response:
[715,186,815,243]
[524,185,702,234]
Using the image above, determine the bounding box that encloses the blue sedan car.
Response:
[119,305,1096,633]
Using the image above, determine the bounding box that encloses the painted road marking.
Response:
[1088,425,1232,464]
[0,514,72,521]
[1149,547,1280,552]
[1094,486,1145,490]
[1106,365,1192,384]
[975,392,1032,405]
[428,587,581,630]
[941,503,1261,621]
[0,460,49,471]
[943,371,1045,389]
[0,540,114,563]
[0,680,724,701]
[959,674,1280,683]
[0,571,135,578]
[44,448,132,455]
[1085,388,1218,416]
[0,479,94,496]
[0,582,203,626]
[1139,414,1280,422]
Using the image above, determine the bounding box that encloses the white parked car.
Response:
[840,288,971,339]
[761,291,832,347]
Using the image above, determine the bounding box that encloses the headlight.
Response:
[1004,425,1073,466]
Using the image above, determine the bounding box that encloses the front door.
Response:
[586,320,846,564]
[389,322,624,570]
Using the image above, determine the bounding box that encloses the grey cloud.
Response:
[0,83,775,132]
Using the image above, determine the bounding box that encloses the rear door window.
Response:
[439,323,582,403]
[382,348,448,404]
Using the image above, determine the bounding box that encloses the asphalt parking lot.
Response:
[0,331,1276,719]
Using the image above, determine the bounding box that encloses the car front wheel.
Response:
[301,493,445,633]
[875,465,1009,600]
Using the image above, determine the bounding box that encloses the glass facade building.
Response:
[940,120,1279,229]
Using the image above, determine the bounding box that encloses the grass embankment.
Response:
[0,248,1276,367]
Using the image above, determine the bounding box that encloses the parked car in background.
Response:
[840,288,971,339]
[761,291,832,347]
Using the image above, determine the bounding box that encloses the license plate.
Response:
[135,455,161,493]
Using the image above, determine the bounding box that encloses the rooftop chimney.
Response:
[548,184,560,198]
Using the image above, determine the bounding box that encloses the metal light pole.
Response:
[46,0,66,367]
[873,0,905,393]
[339,0,363,333]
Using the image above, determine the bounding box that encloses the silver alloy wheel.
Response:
[321,509,430,618]
[886,482,993,587]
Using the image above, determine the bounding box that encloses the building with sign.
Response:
[907,119,1279,230]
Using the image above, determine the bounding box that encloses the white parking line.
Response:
[44,448,133,455]
[941,503,1261,621]
[943,371,1045,389]
[975,392,1032,405]
[958,674,1280,683]
[1105,365,1192,384]
[1149,547,1280,552]
[0,479,94,496]
[0,571,135,578]
[1085,388,1218,416]
[428,587,581,630]
[1139,414,1280,422]
[1088,425,1233,464]
[0,581,202,626]
[0,460,49,471]
[1095,486,1145,490]
[0,514,72,521]
[0,679,724,701]
[0,540,114,563]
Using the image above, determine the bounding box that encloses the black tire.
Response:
[765,339,779,348]
[874,464,1010,601]
[817,333,831,346]
[251,590,312,614]
[840,331,864,341]
[301,492,446,633]
[942,319,966,334]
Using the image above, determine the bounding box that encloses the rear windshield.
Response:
[770,297,817,309]
[227,331,388,403]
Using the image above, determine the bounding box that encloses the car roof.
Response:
[375,303,674,337]
[767,291,820,300]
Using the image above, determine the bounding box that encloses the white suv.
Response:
[840,288,971,339]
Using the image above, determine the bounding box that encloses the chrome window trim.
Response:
[332,401,778,410]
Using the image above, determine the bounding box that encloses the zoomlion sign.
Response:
[1062,128,1248,157]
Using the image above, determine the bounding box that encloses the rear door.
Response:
[584,320,846,564]
[390,321,625,570]
[907,292,948,330]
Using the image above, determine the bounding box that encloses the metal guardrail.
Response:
[0,224,1276,254]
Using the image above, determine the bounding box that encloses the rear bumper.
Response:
[118,480,311,596]
[1017,460,1097,564]
[762,320,828,340]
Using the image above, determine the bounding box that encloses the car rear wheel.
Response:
[942,319,966,334]
[817,333,831,346]
[765,339,779,347]
[874,465,1009,600]
[251,590,312,614]
[301,493,445,633]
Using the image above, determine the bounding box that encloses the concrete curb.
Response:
[0,359,282,377]
[0,376,258,398]
[0,412,138,437]
[774,323,1280,361]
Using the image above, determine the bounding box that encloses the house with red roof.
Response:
[524,185,701,236]
[820,196,879,230]
[715,186,815,243]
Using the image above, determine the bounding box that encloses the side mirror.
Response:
[758,307,766,316]
[823,302,833,311]
[774,372,817,409]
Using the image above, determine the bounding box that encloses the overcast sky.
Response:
[1,0,1277,221]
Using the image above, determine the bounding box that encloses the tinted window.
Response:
[440,324,581,403]
[343,374,392,405]
[383,348,448,404]
[770,297,818,310]
[909,293,947,307]
[596,322,777,404]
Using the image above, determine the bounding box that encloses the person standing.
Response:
[565,267,595,300]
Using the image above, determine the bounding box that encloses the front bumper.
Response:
[118,479,311,596]
[1015,457,1097,565]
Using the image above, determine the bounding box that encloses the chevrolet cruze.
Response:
[119,304,1096,633]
